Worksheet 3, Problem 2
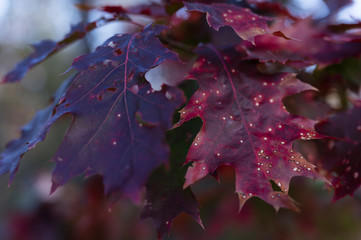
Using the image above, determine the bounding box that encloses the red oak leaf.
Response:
[141,120,203,238]
[184,2,271,43]
[243,18,361,66]
[2,16,128,84]
[45,25,183,200]
[0,77,74,181]
[312,107,361,200]
[178,45,322,210]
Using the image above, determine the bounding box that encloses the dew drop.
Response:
[194,143,198,146]
[277,182,282,187]
[257,168,261,171]
[112,141,117,145]
[117,113,121,118]
[216,153,221,157]
[165,91,173,100]
[130,85,139,94]
[354,172,359,179]
[268,128,272,132]
[249,123,253,127]
[240,139,244,143]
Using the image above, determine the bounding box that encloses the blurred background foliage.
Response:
[1,0,361,239]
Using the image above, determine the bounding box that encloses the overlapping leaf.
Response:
[178,45,322,210]
[47,25,184,200]
[184,2,271,43]
[312,107,361,200]
[2,15,128,84]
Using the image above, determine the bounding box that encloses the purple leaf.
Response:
[141,120,203,237]
[2,16,126,84]
[313,107,361,200]
[0,76,74,181]
[48,25,184,201]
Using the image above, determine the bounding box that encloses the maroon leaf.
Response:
[245,18,361,66]
[0,77,74,181]
[48,25,184,201]
[178,45,322,210]
[141,119,203,237]
[184,2,271,43]
[2,16,127,84]
[313,107,361,200]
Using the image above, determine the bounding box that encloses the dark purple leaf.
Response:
[2,16,126,84]
[141,120,203,237]
[300,107,361,200]
[48,25,184,201]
